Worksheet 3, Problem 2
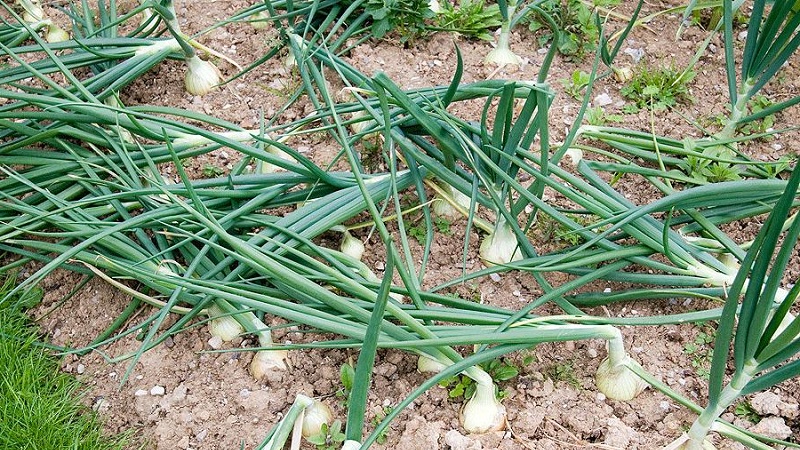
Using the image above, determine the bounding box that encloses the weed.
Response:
[621,63,694,112]
[527,0,620,59]
[406,216,453,243]
[584,106,623,126]
[439,358,519,400]
[561,70,590,100]
[737,95,776,137]
[369,406,394,444]
[545,360,582,389]
[683,145,743,183]
[436,0,502,41]
[306,420,346,450]
[733,401,761,424]
[683,327,716,380]
[201,163,225,178]
[336,362,355,401]
[365,0,434,42]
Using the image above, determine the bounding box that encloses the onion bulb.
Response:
[417,355,447,373]
[45,24,68,43]
[612,66,633,83]
[207,305,244,342]
[664,434,717,450]
[595,356,647,401]
[340,231,365,261]
[564,148,583,165]
[249,318,288,379]
[460,382,507,433]
[249,11,269,30]
[341,441,362,450]
[184,55,221,96]
[479,215,522,266]
[301,400,333,438]
[433,186,471,219]
[19,0,44,22]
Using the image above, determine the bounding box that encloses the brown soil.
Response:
[17,0,800,449]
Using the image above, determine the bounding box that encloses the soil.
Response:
[15,0,800,449]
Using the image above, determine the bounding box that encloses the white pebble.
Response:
[151,385,166,396]
[208,335,224,349]
[594,93,613,107]
[596,393,607,402]
[489,273,502,282]
[134,389,148,397]
[660,401,672,411]
[76,364,85,374]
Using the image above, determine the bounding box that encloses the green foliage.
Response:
[365,0,435,41]
[406,216,453,243]
[439,358,519,400]
[733,401,761,424]
[337,362,355,401]
[561,70,590,99]
[201,163,225,178]
[545,360,582,389]
[620,63,694,112]
[737,95,776,137]
[584,106,623,126]
[683,144,743,183]
[436,0,502,41]
[306,420,346,449]
[683,327,716,380]
[369,406,394,444]
[528,0,619,59]
[0,276,127,450]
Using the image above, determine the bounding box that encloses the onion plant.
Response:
[579,0,800,183]
[662,167,800,450]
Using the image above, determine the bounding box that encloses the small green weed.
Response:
[683,144,743,183]
[683,327,716,379]
[436,0,501,41]
[621,63,694,112]
[733,401,761,424]
[306,420,346,450]
[365,0,434,41]
[561,70,590,100]
[201,163,225,178]
[369,406,394,444]
[439,358,519,400]
[406,216,453,243]
[545,360,582,389]
[336,361,355,401]
[584,106,623,126]
[528,0,620,59]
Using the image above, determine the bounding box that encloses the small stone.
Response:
[594,93,613,107]
[749,416,792,440]
[489,273,502,282]
[76,363,85,374]
[208,335,223,350]
[587,348,598,358]
[151,385,166,396]
[172,383,188,402]
[164,336,175,348]
[195,429,208,442]
[240,389,251,399]
[134,389,148,397]
[177,435,190,449]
